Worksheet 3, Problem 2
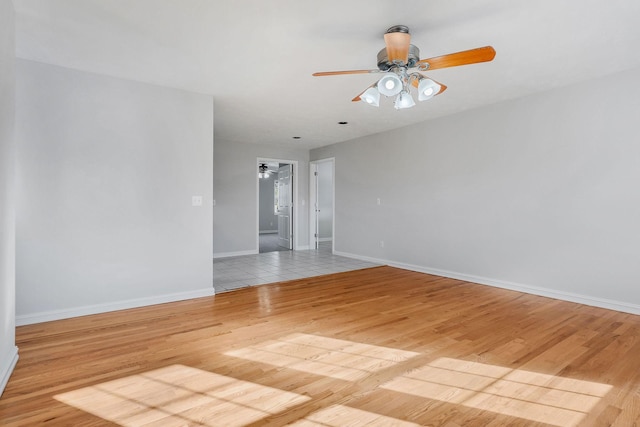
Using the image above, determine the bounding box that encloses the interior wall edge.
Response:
[0,0,16,399]
[0,347,18,397]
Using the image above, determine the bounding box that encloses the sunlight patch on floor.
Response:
[287,404,422,427]
[224,332,421,381]
[381,357,612,426]
[54,364,310,427]
[54,336,614,426]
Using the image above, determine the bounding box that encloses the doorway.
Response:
[257,159,296,253]
[309,158,335,251]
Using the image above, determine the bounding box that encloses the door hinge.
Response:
[314,233,318,238]
[314,171,318,176]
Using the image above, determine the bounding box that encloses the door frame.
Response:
[309,158,335,252]
[256,157,299,251]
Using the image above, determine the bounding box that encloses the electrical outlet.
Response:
[380,240,384,248]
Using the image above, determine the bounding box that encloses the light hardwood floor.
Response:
[2,266,640,426]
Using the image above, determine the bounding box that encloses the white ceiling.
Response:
[14,0,640,149]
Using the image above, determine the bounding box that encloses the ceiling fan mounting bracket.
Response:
[386,25,410,35]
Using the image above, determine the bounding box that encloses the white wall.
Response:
[213,138,309,257]
[259,173,278,233]
[15,60,214,324]
[311,66,640,314]
[317,161,333,240]
[0,0,18,396]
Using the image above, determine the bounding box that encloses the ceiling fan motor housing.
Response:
[377,44,420,70]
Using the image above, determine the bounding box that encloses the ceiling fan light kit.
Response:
[360,86,381,106]
[313,25,495,110]
[258,163,270,179]
[395,90,416,110]
[377,72,403,96]
[418,77,441,101]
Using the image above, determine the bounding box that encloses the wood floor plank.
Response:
[1,266,640,426]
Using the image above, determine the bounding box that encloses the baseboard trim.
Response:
[259,230,277,235]
[334,251,640,316]
[213,249,258,259]
[0,346,19,397]
[318,237,333,243]
[214,247,313,257]
[15,288,216,326]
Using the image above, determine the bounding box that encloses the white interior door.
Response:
[277,164,293,249]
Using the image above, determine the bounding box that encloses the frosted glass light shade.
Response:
[394,91,415,109]
[360,87,380,107]
[377,73,403,96]
[418,78,441,101]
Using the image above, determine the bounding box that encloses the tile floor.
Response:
[259,233,290,253]
[213,242,379,293]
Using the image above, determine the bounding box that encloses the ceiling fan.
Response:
[312,25,496,109]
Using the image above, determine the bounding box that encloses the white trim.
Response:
[333,251,384,266]
[318,237,333,242]
[0,346,19,397]
[15,288,216,326]
[334,251,640,316]
[309,162,317,249]
[259,230,278,235]
[213,249,258,259]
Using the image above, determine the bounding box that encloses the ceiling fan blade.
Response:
[417,46,496,70]
[312,69,380,76]
[384,31,411,64]
[411,77,448,96]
